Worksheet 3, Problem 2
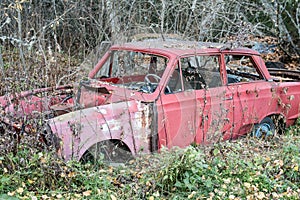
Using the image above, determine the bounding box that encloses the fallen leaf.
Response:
[256,192,265,199]
[293,165,298,171]
[28,179,34,184]
[74,193,81,198]
[244,182,251,188]
[31,196,38,200]
[228,195,235,200]
[274,159,283,166]
[110,194,117,200]
[188,191,196,199]
[223,178,231,184]
[83,190,92,196]
[7,191,15,196]
[16,187,24,194]
[153,191,160,197]
[68,171,76,177]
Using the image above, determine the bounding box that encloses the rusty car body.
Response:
[1,39,300,162]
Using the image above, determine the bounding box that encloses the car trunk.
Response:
[268,68,300,82]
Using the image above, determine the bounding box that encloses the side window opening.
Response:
[181,57,205,90]
[182,55,222,90]
[165,55,223,95]
[165,62,183,94]
[225,55,264,84]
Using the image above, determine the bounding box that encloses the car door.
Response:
[224,54,274,137]
[156,60,199,148]
[192,55,234,144]
[156,54,234,149]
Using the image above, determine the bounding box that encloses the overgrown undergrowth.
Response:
[0,121,300,199]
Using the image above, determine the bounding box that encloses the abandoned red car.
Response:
[1,39,300,163]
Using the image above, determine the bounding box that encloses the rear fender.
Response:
[237,113,286,137]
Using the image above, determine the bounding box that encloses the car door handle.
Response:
[224,96,233,100]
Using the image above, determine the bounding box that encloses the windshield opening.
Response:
[94,50,168,93]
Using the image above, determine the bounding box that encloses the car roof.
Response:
[111,39,260,57]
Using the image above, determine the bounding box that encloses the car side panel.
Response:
[49,100,154,160]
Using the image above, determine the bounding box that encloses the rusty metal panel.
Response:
[49,99,154,160]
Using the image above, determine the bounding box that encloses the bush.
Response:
[1,118,300,199]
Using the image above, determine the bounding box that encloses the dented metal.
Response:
[1,39,300,162]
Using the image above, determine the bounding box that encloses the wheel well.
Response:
[79,139,132,163]
[266,114,286,135]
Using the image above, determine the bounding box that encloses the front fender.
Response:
[49,100,154,160]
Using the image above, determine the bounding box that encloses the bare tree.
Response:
[0,0,298,94]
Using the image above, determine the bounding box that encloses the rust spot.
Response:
[68,121,81,136]
[271,88,276,93]
[282,87,288,94]
[288,95,294,101]
[277,98,283,106]
[141,110,147,128]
